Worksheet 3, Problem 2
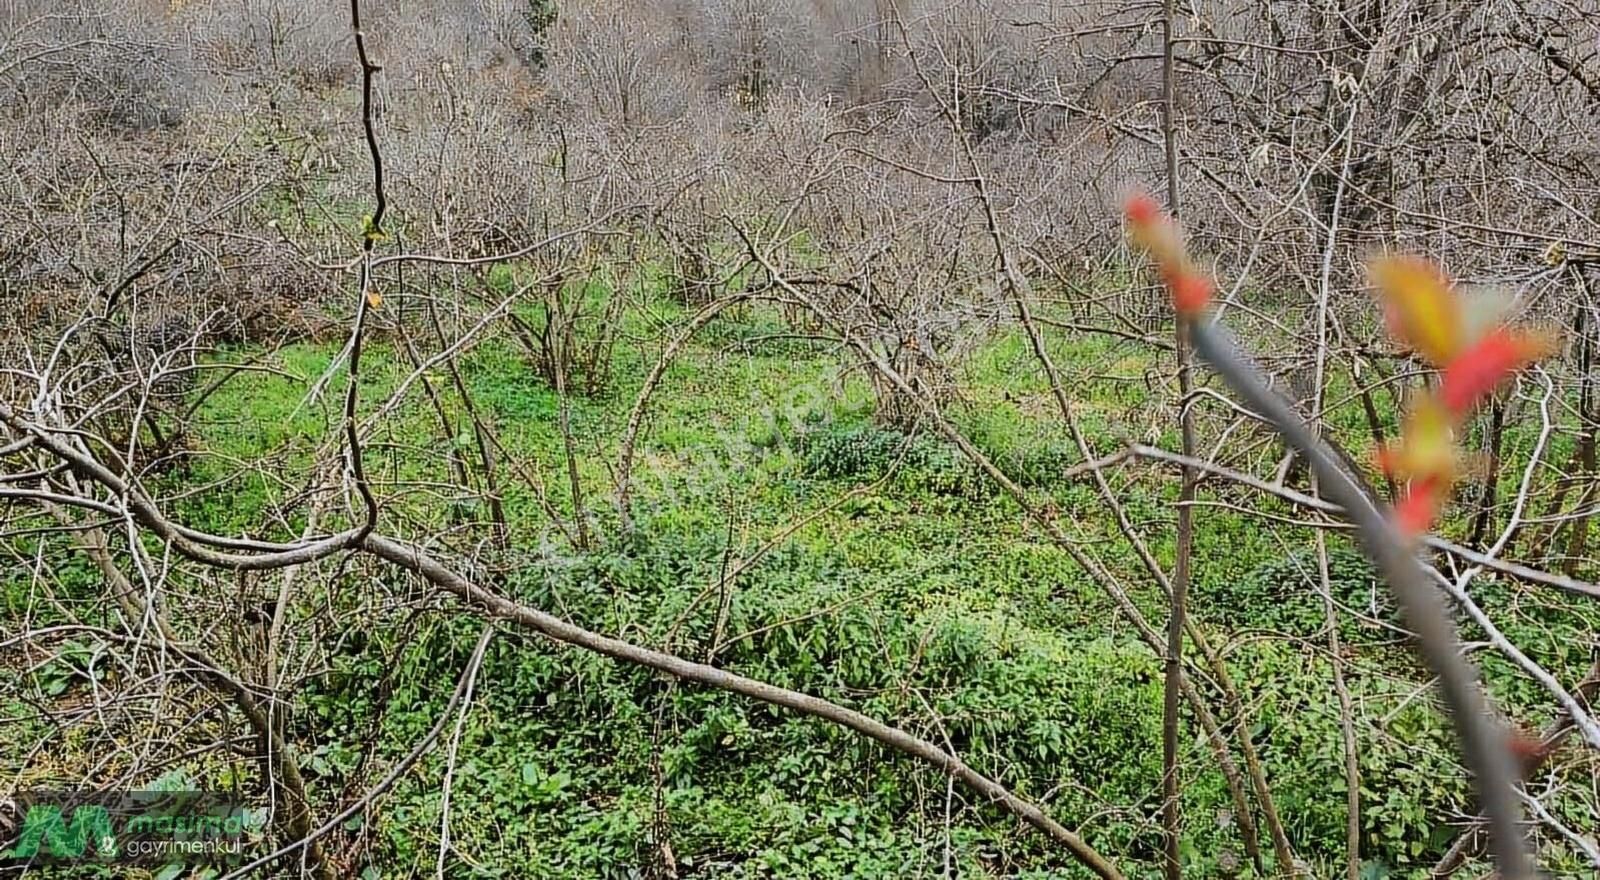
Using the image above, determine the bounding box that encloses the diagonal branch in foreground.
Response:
[1186,319,1535,878]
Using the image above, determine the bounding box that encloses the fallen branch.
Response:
[2,403,1127,880]
[362,533,1127,880]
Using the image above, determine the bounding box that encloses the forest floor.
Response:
[6,290,1598,878]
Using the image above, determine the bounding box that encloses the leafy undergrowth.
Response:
[8,299,1599,879]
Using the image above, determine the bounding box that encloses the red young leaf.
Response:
[1166,269,1214,315]
[1437,328,1551,416]
[1124,192,1161,227]
[1393,475,1445,539]
[1123,192,1212,315]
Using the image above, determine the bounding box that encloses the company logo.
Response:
[10,803,118,859]
[2,791,256,865]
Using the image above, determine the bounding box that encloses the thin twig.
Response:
[1158,2,1195,874]
[340,0,386,543]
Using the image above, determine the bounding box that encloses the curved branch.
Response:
[1,400,359,570]
[362,533,1126,880]
[5,403,1125,878]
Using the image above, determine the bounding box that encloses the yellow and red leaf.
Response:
[1375,397,1456,482]
[1370,255,1462,366]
